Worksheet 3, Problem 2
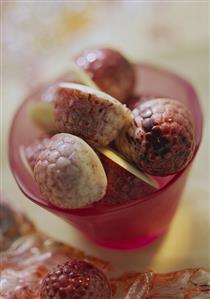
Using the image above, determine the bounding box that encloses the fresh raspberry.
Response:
[24,136,51,170]
[116,98,195,176]
[75,47,135,102]
[40,259,111,299]
[34,133,107,209]
[96,154,155,205]
[54,83,132,148]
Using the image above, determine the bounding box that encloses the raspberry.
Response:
[24,136,51,170]
[40,259,111,299]
[34,133,107,209]
[96,154,155,205]
[75,47,135,102]
[54,83,132,147]
[116,98,195,176]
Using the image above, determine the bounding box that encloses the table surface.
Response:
[2,2,210,273]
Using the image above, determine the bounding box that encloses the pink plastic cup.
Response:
[9,64,203,249]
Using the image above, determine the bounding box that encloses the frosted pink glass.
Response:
[9,64,203,249]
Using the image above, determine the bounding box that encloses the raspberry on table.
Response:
[75,47,135,102]
[54,82,132,148]
[34,133,107,209]
[116,98,195,176]
[40,259,112,299]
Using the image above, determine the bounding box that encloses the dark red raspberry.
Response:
[75,47,135,102]
[40,259,111,299]
[24,136,51,170]
[116,98,195,176]
[96,153,155,205]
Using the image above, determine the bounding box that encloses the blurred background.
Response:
[1,1,210,272]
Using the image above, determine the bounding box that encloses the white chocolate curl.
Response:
[34,133,107,209]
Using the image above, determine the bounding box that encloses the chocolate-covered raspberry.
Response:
[40,259,111,299]
[75,47,135,102]
[54,83,132,148]
[34,133,107,209]
[116,98,195,176]
[24,136,51,170]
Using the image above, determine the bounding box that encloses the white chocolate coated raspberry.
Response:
[34,133,107,209]
[54,83,132,147]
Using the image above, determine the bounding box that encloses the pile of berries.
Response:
[25,47,195,209]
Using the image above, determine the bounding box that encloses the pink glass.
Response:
[9,64,203,249]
